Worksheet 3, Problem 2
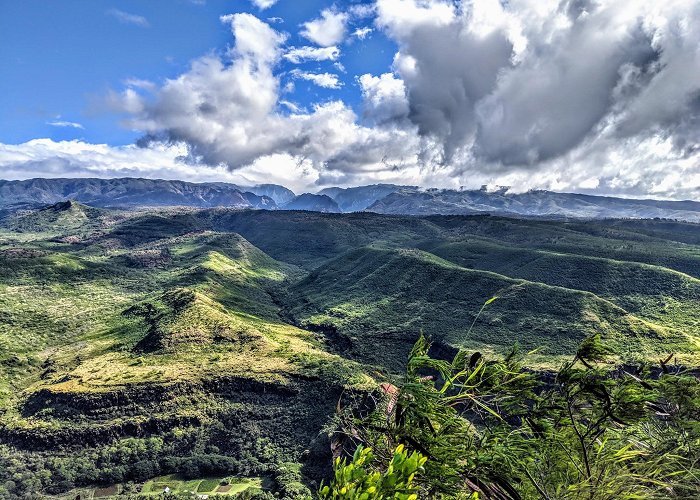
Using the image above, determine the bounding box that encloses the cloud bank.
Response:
[2,0,699,199]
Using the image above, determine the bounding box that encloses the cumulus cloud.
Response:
[22,2,696,199]
[368,0,700,193]
[359,73,409,124]
[250,0,278,9]
[106,9,149,27]
[284,45,340,63]
[291,70,342,89]
[300,9,348,46]
[473,2,658,165]
[103,14,417,186]
[376,0,513,162]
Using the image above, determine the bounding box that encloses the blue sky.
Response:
[1,0,698,198]
[0,0,391,145]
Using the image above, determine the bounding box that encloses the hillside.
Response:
[287,247,691,368]
[422,239,700,333]
[2,200,113,234]
[0,205,699,497]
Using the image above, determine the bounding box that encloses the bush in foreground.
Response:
[326,334,700,499]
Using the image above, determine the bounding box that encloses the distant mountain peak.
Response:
[317,183,417,212]
[283,193,341,213]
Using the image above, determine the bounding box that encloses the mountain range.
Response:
[3,177,700,222]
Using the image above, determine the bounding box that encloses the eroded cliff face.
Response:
[4,375,341,452]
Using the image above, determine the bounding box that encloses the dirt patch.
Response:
[94,484,119,497]
[0,248,47,258]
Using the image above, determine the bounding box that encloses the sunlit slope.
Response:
[426,215,700,278]
[288,247,694,368]
[2,200,109,234]
[0,229,364,431]
[424,239,700,335]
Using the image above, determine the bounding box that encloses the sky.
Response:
[0,0,699,197]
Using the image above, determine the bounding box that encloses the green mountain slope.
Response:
[128,288,269,353]
[2,200,115,235]
[198,209,443,268]
[288,247,693,368]
[425,215,700,278]
[424,239,700,334]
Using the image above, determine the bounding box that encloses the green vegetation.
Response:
[327,335,700,498]
[139,474,264,496]
[0,203,699,498]
[319,446,424,500]
[290,247,693,368]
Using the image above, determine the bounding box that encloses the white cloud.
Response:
[291,70,342,89]
[300,9,348,46]
[348,4,376,19]
[359,73,409,124]
[372,0,700,177]
[29,4,695,198]
[123,78,157,92]
[375,0,454,38]
[377,0,513,161]
[219,13,286,63]
[0,139,189,181]
[47,121,84,130]
[353,27,373,39]
[279,100,302,113]
[250,0,278,10]
[103,15,414,186]
[284,45,340,63]
[106,9,149,27]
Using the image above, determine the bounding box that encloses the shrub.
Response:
[319,445,424,500]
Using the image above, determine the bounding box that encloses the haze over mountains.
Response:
[3,177,700,222]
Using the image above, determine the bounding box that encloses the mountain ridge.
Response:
[3,177,700,222]
[0,177,280,210]
[368,188,700,221]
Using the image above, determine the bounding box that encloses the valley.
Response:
[1,202,699,497]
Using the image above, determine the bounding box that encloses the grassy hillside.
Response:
[197,209,443,268]
[288,247,693,369]
[0,211,371,498]
[426,215,700,278]
[424,239,700,334]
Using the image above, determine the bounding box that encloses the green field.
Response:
[0,202,699,498]
[140,474,264,496]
